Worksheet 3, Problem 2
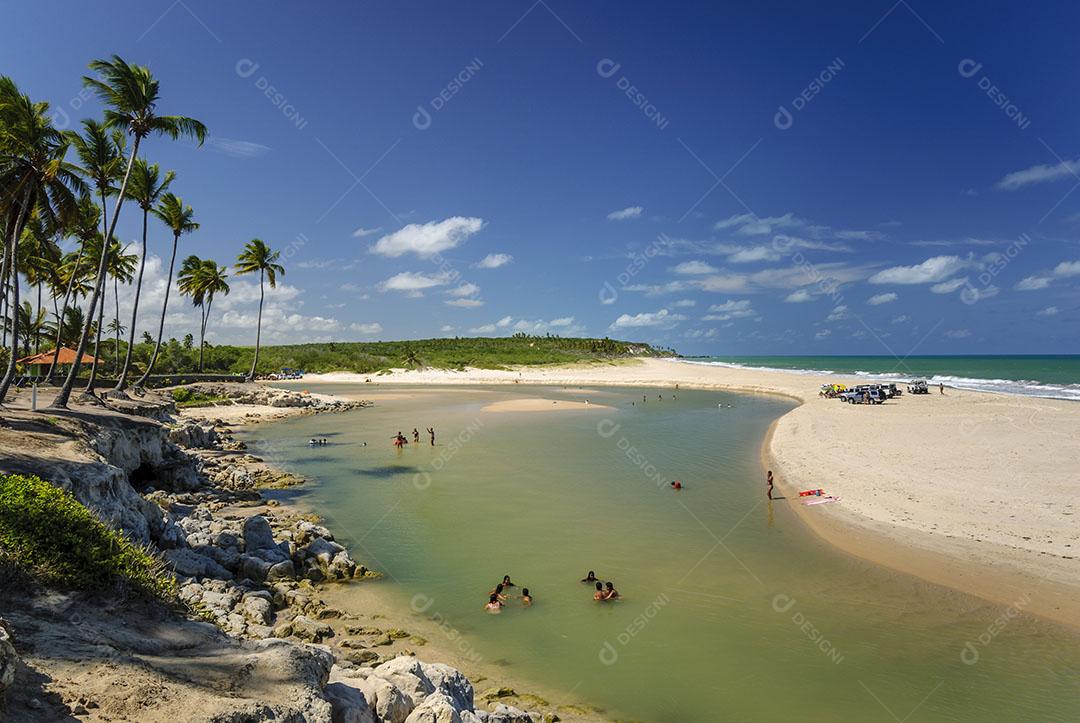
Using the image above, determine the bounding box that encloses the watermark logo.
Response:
[775,58,845,130]
[235,58,308,130]
[412,418,484,490]
[596,233,671,305]
[958,59,1031,130]
[961,233,1029,305]
[598,593,670,665]
[772,593,844,664]
[411,594,484,663]
[413,57,484,131]
[596,58,670,130]
[597,419,668,488]
[960,593,1031,665]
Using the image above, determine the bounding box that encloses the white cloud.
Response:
[206,137,271,158]
[496,316,513,328]
[440,325,456,332]
[826,305,848,321]
[549,317,574,327]
[377,271,454,294]
[930,278,969,294]
[891,315,910,324]
[474,253,513,269]
[672,299,697,307]
[352,226,383,238]
[607,206,643,221]
[446,283,480,298]
[1036,306,1059,316]
[944,329,971,339]
[350,322,383,335]
[469,324,497,334]
[671,260,718,275]
[703,299,756,321]
[869,255,969,285]
[610,309,686,329]
[784,290,814,303]
[867,292,898,305]
[371,217,484,258]
[444,298,484,308]
[714,212,800,236]
[696,274,752,293]
[997,159,1080,191]
[1054,260,1080,277]
[814,329,831,340]
[726,246,780,263]
[1015,276,1051,291]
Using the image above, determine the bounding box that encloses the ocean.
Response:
[680,355,1080,400]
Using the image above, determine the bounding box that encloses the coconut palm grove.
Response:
[0,56,290,405]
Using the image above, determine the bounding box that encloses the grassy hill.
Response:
[107,335,676,377]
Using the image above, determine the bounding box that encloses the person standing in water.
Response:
[521,588,533,606]
[766,470,774,500]
[412,428,420,443]
[593,582,606,601]
[427,427,435,446]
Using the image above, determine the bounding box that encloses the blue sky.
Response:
[8,1,1080,354]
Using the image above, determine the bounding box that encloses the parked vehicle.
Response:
[908,379,930,394]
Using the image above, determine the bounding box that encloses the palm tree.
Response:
[54,55,206,408]
[234,239,283,381]
[114,158,173,390]
[0,76,84,403]
[44,196,98,380]
[136,193,197,386]
[178,255,229,372]
[105,317,125,371]
[84,236,135,389]
[10,301,51,357]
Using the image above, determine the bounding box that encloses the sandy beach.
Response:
[288,358,1080,628]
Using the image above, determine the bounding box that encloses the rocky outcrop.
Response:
[0,618,17,705]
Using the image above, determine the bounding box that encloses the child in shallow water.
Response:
[604,581,620,600]
[484,594,503,613]
[501,574,515,588]
[593,582,606,601]
[521,588,532,606]
[581,570,598,583]
[489,583,508,601]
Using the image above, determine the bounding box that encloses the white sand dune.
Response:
[290,358,1080,627]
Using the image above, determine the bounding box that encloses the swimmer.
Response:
[484,594,503,613]
[581,570,598,583]
[489,583,508,601]
[521,588,532,606]
[670,480,682,490]
[603,581,620,600]
[593,582,606,601]
[766,470,774,500]
[413,428,420,443]
[501,574,515,588]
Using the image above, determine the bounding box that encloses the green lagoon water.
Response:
[247,385,1080,722]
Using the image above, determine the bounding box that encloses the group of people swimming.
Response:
[485,575,532,613]
[308,438,329,446]
[582,571,620,601]
[393,427,435,448]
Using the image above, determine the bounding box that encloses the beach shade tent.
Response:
[16,347,102,378]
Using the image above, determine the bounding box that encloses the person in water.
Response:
[603,581,620,600]
[489,583,508,601]
[501,575,515,588]
[484,594,503,612]
[412,428,420,443]
[593,582,606,601]
[393,432,407,448]
[670,480,682,490]
[582,570,598,583]
[766,470,774,500]
[521,588,532,606]
[427,427,435,446]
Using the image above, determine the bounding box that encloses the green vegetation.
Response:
[132,334,674,376]
[0,473,176,600]
[169,387,231,408]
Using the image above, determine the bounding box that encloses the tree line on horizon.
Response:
[0,55,286,407]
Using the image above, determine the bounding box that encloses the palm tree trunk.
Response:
[247,269,264,381]
[136,233,178,387]
[0,188,34,404]
[34,282,43,354]
[53,134,141,408]
[197,299,208,372]
[113,276,120,372]
[45,245,85,381]
[85,272,107,391]
[115,207,148,391]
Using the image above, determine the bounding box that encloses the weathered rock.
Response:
[336,669,414,723]
[342,649,381,665]
[405,692,463,723]
[164,548,232,579]
[488,704,535,723]
[0,618,17,701]
[243,515,277,552]
[238,593,273,626]
[324,680,377,723]
[289,615,334,643]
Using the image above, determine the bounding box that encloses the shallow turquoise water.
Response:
[245,385,1080,722]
